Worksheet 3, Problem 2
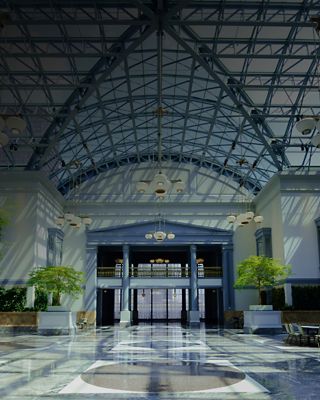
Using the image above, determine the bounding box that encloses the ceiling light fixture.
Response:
[145,213,175,241]
[311,133,320,148]
[227,211,264,227]
[55,214,92,228]
[294,116,320,149]
[0,115,27,135]
[55,174,92,228]
[227,195,264,227]
[295,117,317,135]
[136,26,185,199]
[0,131,9,148]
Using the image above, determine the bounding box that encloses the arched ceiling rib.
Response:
[0,0,319,195]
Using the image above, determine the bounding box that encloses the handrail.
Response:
[97,265,223,278]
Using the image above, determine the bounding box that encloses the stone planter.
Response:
[244,308,282,334]
[38,310,76,335]
[0,312,37,333]
[249,305,273,311]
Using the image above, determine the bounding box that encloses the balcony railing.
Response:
[97,265,222,278]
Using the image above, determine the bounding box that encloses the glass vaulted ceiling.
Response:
[0,1,319,195]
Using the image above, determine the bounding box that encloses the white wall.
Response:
[255,171,320,280]
[3,166,318,312]
[279,173,320,279]
[0,172,63,284]
[255,175,285,261]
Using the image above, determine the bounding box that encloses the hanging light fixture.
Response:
[0,115,26,135]
[295,117,316,135]
[0,131,9,148]
[136,26,185,198]
[311,132,320,148]
[145,213,175,241]
[54,214,92,228]
[226,195,264,228]
[55,173,92,228]
[226,211,264,227]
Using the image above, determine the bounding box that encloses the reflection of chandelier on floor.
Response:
[136,27,185,200]
[145,213,175,241]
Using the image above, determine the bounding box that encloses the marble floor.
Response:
[0,324,319,399]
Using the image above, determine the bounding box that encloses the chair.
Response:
[77,317,88,329]
[284,323,302,345]
[292,324,311,346]
[314,326,320,348]
[284,323,297,344]
[283,324,291,343]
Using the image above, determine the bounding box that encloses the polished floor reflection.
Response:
[0,324,319,399]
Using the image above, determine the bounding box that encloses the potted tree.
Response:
[234,256,291,333]
[28,266,84,334]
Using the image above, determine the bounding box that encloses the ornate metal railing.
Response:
[97,265,223,278]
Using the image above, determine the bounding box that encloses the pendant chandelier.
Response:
[145,213,175,241]
[226,192,264,227]
[226,211,264,227]
[136,25,185,200]
[0,115,27,148]
[55,213,92,228]
[55,174,92,228]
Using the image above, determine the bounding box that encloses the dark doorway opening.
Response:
[133,288,188,323]
[97,244,224,326]
[204,288,224,325]
[96,288,114,326]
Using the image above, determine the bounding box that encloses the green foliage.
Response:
[33,288,48,311]
[292,285,320,310]
[0,287,26,311]
[27,266,84,306]
[234,256,291,305]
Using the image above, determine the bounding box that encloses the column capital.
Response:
[190,244,197,252]
[123,244,130,253]
[86,244,97,253]
[222,243,233,252]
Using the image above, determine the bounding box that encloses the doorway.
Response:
[134,288,188,322]
[96,288,121,326]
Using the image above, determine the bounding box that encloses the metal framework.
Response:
[0,0,320,195]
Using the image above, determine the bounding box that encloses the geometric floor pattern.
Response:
[0,323,320,399]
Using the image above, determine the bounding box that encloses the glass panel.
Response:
[198,289,205,319]
[114,289,121,320]
[137,289,152,319]
[167,263,182,277]
[152,289,167,319]
[168,289,182,319]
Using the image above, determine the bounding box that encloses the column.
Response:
[222,243,235,311]
[188,244,200,325]
[84,245,97,327]
[284,283,292,306]
[120,244,132,327]
[26,286,35,308]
